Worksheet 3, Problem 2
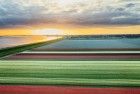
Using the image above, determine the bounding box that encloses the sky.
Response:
[0,0,140,35]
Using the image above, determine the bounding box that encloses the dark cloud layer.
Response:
[0,0,140,28]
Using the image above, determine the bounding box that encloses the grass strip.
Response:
[0,60,139,87]
[0,37,63,58]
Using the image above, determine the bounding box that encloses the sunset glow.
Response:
[0,25,140,36]
[34,29,64,35]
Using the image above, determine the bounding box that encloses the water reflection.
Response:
[34,38,140,51]
[0,36,60,49]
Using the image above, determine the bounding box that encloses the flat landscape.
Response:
[0,60,140,94]
[0,0,140,93]
[0,60,139,87]
[0,35,140,94]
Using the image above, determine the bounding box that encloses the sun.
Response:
[33,29,64,35]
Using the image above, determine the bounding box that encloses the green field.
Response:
[0,60,140,87]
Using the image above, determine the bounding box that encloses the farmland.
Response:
[0,60,139,87]
[0,35,140,94]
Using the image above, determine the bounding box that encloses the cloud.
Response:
[0,0,139,28]
[125,3,135,8]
